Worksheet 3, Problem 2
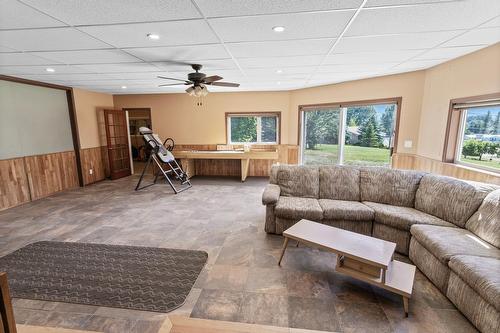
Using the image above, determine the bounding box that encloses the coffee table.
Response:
[278,219,416,316]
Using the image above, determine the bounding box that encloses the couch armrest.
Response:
[262,184,281,205]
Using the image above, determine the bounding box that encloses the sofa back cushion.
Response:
[465,189,500,247]
[275,165,319,198]
[319,166,360,201]
[360,167,425,207]
[415,174,498,227]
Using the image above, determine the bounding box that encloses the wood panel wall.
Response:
[392,153,500,185]
[0,151,79,211]
[80,146,107,185]
[0,158,31,210]
[173,144,299,177]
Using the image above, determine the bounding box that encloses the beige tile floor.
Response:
[0,176,478,333]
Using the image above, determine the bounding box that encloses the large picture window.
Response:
[453,102,500,172]
[299,98,400,167]
[226,113,280,144]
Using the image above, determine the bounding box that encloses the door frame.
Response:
[298,97,402,165]
[122,107,152,175]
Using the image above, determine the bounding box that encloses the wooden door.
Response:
[104,109,131,180]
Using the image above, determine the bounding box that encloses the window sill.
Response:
[452,161,500,176]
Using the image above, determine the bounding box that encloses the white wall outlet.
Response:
[89,169,93,175]
[404,140,413,149]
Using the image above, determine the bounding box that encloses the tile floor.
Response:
[0,176,478,333]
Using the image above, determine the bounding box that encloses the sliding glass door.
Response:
[301,102,398,167]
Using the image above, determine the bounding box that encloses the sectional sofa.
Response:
[262,165,499,333]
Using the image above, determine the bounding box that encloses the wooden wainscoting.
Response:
[80,146,107,185]
[0,158,31,211]
[24,151,79,200]
[173,144,299,177]
[392,153,500,185]
[0,151,80,211]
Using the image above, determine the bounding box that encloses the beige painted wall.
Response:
[417,43,500,160]
[289,71,426,154]
[113,91,290,144]
[73,88,114,149]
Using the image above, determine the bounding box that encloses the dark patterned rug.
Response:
[0,241,207,313]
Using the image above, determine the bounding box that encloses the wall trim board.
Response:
[0,75,83,187]
[392,153,500,185]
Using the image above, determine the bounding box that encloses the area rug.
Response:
[0,241,207,313]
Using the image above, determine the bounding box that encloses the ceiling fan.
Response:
[158,64,240,97]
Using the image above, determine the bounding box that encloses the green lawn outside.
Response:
[461,157,500,171]
[304,144,391,166]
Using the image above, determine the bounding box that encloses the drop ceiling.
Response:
[0,0,499,94]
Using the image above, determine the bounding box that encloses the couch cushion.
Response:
[319,166,360,201]
[448,255,500,311]
[275,197,323,221]
[319,199,373,221]
[363,201,455,231]
[415,174,498,228]
[360,167,425,207]
[465,189,500,248]
[276,165,319,198]
[410,225,500,265]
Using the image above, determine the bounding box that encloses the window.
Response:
[300,99,399,166]
[452,100,500,172]
[227,113,280,144]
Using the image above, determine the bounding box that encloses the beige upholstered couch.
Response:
[262,165,500,333]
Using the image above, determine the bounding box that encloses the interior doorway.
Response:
[125,108,152,174]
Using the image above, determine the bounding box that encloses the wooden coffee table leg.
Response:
[278,237,289,266]
[403,296,409,317]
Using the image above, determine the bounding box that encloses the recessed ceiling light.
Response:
[276,69,283,74]
[272,26,285,32]
[277,81,281,85]
[121,86,127,89]
[45,68,55,72]
[147,33,160,40]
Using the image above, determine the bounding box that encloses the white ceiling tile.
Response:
[227,39,334,58]
[194,0,362,17]
[209,11,355,42]
[319,63,396,73]
[153,59,238,71]
[125,44,230,62]
[104,72,171,80]
[414,45,486,60]
[365,0,461,7]
[21,0,201,25]
[392,59,448,70]
[480,15,500,28]
[324,49,422,64]
[0,64,91,75]
[0,52,61,65]
[24,73,117,81]
[238,55,324,68]
[0,45,17,52]
[0,0,66,29]
[441,27,500,47]
[0,28,109,51]
[30,49,140,64]
[80,21,218,48]
[335,31,461,53]
[347,1,500,36]
[75,63,159,73]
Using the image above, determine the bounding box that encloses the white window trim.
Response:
[227,114,279,145]
[454,108,500,174]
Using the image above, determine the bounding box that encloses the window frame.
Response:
[297,97,402,165]
[445,94,500,174]
[225,112,281,145]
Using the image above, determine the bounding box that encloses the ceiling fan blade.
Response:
[211,81,240,87]
[158,83,188,87]
[157,76,191,83]
[203,75,223,83]
[185,86,194,94]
